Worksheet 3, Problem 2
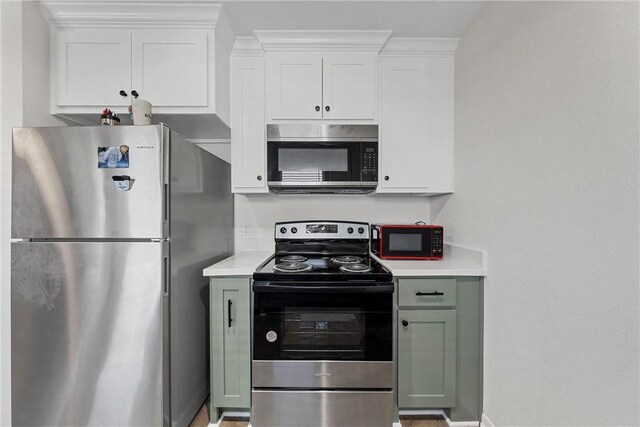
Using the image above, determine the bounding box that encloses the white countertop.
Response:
[202,251,272,276]
[373,243,487,277]
[203,244,486,278]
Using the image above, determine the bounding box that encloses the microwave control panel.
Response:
[432,228,444,255]
[361,143,378,182]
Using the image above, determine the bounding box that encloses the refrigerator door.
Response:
[11,241,167,427]
[12,125,167,239]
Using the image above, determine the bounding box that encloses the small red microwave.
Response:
[370,224,444,260]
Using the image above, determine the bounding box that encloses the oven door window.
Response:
[253,291,391,361]
[282,307,364,358]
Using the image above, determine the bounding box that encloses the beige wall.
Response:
[432,2,639,425]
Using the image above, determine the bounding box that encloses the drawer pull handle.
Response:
[402,320,408,327]
[228,299,233,327]
[416,291,444,296]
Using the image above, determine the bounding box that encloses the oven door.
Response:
[252,282,392,362]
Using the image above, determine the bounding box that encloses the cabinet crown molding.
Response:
[253,30,392,51]
[40,1,224,28]
[231,36,265,56]
[380,38,459,56]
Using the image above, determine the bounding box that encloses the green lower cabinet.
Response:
[210,277,251,416]
[397,309,457,408]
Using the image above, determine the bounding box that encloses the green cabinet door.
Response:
[398,309,456,408]
[210,277,251,414]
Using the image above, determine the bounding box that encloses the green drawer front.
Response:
[398,278,456,307]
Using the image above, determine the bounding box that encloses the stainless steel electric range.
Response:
[251,221,394,427]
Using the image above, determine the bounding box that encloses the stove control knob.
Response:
[291,227,298,234]
[347,227,354,234]
[358,227,365,234]
[280,227,287,234]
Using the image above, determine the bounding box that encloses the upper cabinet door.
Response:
[54,29,131,107]
[322,52,378,120]
[378,56,453,193]
[266,52,323,120]
[231,56,268,193]
[131,29,208,107]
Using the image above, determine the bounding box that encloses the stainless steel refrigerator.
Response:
[11,124,233,426]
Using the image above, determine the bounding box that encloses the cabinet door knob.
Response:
[257,175,262,181]
[119,90,128,97]
[384,176,389,181]
[315,105,320,112]
[131,90,139,99]
[325,106,330,112]
[402,320,408,327]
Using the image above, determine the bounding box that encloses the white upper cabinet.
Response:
[41,2,234,138]
[231,52,268,193]
[55,29,132,107]
[322,52,378,120]
[255,31,391,123]
[267,52,323,120]
[131,30,209,108]
[55,28,210,109]
[377,39,456,194]
[266,51,378,121]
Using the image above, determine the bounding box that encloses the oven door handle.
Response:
[252,283,395,293]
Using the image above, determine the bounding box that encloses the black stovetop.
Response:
[253,254,392,282]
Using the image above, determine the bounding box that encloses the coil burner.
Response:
[279,255,307,262]
[273,261,312,273]
[339,263,373,273]
[331,255,365,265]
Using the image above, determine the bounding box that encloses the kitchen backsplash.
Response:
[234,194,431,252]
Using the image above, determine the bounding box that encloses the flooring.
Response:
[188,402,448,427]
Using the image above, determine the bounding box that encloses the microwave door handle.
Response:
[317,141,350,147]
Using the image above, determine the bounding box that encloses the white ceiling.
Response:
[220,1,487,38]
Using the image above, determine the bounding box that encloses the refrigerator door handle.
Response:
[163,255,169,296]
[163,183,169,223]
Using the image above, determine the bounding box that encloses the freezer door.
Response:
[12,125,166,239]
[11,241,167,427]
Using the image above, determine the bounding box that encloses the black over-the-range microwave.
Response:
[266,124,378,194]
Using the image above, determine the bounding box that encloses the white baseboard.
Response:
[209,411,250,427]
[209,409,481,427]
[443,411,480,427]
[399,409,479,427]
[480,413,495,427]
